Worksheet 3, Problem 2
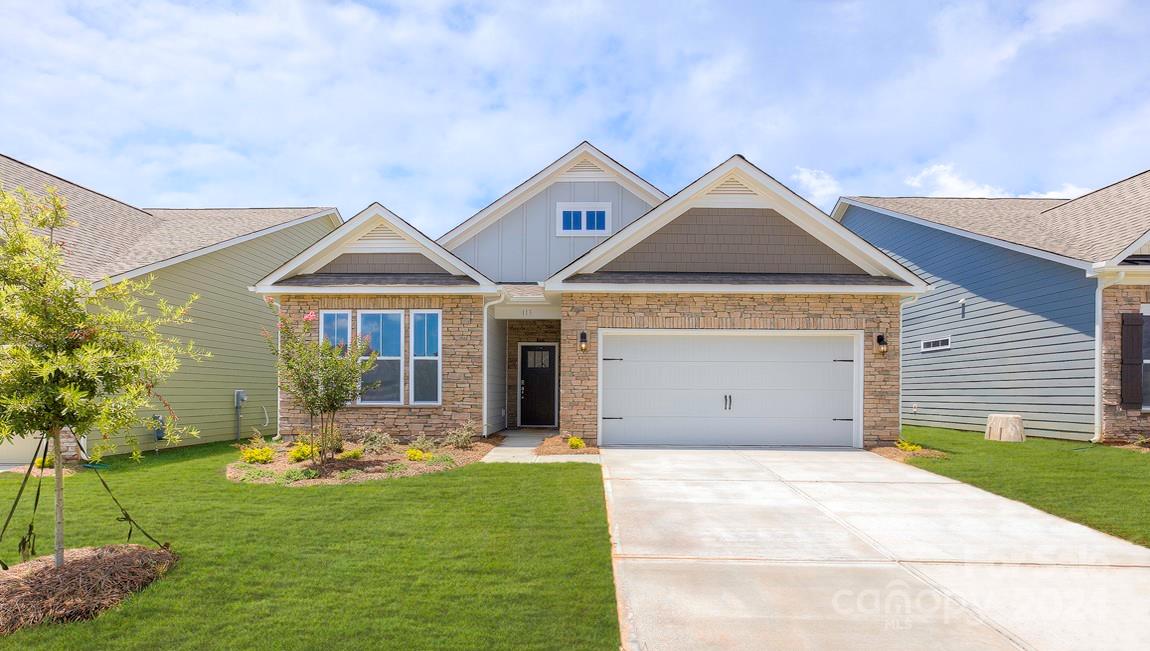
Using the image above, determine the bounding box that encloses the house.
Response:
[0,153,341,462]
[254,143,927,447]
[833,169,1150,442]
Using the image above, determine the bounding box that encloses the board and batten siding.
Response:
[448,180,654,282]
[841,205,1097,440]
[485,315,507,435]
[109,216,337,453]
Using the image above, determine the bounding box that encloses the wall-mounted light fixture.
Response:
[876,334,889,355]
[579,331,588,352]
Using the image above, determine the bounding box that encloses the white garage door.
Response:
[0,434,47,465]
[600,332,859,447]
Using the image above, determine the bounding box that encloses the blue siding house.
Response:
[833,172,1150,443]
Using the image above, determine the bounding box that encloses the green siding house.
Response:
[0,154,341,461]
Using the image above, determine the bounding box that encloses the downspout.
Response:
[1093,271,1124,443]
[481,290,509,437]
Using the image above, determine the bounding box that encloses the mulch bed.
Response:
[0,465,77,478]
[0,544,177,636]
[226,435,504,486]
[870,446,947,463]
[534,434,599,456]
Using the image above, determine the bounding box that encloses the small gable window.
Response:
[557,202,611,237]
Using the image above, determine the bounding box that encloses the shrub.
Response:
[405,448,428,462]
[288,442,319,463]
[33,453,55,469]
[896,438,922,453]
[408,433,435,453]
[443,420,479,449]
[241,468,278,483]
[567,436,586,450]
[336,469,362,481]
[280,468,319,484]
[240,434,275,464]
[362,431,396,454]
[384,462,406,474]
[336,447,364,461]
[426,454,455,467]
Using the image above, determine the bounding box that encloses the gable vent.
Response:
[358,223,406,242]
[568,158,606,174]
[707,176,757,196]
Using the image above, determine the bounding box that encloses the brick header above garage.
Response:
[559,293,901,447]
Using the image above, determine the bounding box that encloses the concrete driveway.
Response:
[601,448,1150,650]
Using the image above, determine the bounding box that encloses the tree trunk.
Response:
[51,427,64,568]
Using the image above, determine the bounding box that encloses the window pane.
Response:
[413,359,439,403]
[362,359,401,403]
[562,210,572,230]
[322,312,349,350]
[359,313,381,353]
[588,210,604,230]
[413,312,439,357]
[571,210,582,230]
[380,313,401,357]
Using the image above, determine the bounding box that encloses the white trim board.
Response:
[93,208,342,289]
[437,142,667,249]
[516,341,559,428]
[544,157,927,291]
[596,328,865,448]
[831,198,1096,271]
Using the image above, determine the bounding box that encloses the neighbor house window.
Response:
[920,336,951,352]
[410,310,442,405]
[556,202,611,236]
[319,310,350,353]
[358,311,403,405]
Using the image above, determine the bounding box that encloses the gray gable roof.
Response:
[1,153,334,280]
[847,169,1150,264]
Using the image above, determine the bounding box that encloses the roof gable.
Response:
[255,202,497,292]
[437,141,667,248]
[545,156,926,291]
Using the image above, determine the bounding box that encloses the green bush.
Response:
[241,468,278,482]
[240,434,276,464]
[280,468,319,484]
[405,448,428,462]
[443,420,478,449]
[426,454,455,467]
[361,431,395,454]
[567,436,586,450]
[336,447,364,461]
[408,433,435,453]
[384,462,406,474]
[336,469,363,481]
[288,442,319,463]
[33,453,55,469]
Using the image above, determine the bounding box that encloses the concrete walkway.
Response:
[602,448,1150,650]
[481,431,600,464]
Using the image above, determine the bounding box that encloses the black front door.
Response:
[520,344,557,427]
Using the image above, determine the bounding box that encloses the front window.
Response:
[319,311,350,353]
[556,202,611,236]
[411,310,441,404]
[359,311,403,404]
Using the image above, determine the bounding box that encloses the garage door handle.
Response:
[602,417,623,420]
[833,359,854,363]
[832,418,853,422]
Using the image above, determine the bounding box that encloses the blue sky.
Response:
[1,0,1148,236]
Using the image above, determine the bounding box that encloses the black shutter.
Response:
[1120,313,1144,410]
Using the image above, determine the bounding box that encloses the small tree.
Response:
[265,306,376,464]
[0,187,202,567]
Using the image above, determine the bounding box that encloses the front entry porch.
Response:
[506,319,561,429]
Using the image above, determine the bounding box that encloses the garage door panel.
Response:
[601,332,858,447]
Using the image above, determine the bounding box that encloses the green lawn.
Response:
[902,425,1150,547]
[0,443,619,650]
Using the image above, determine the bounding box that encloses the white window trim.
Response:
[318,310,351,351]
[357,310,404,406]
[920,335,951,352]
[409,309,443,406]
[556,201,612,237]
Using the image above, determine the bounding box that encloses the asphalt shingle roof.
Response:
[566,271,910,286]
[849,170,1150,263]
[1,154,333,280]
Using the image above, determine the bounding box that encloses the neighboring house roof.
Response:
[0,153,339,282]
[436,141,668,249]
[838,169,1150,265]
[545,155,927,293]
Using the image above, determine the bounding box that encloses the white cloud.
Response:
[1019,183,1091,199]
[904,164,1007,197]
[791,167,842,208]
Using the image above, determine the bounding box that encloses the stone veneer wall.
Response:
[559,293,902,447]
[1101,285,1150,442]
[505,320,561,427]
[277,294,484,439]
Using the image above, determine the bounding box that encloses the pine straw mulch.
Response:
[534,434,599,456]
[225,435,505,486]
[0,544,177,636]
[870,446,947,463]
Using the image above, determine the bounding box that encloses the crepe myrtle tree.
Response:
[0,186,202,567]
[264,304,376,464]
